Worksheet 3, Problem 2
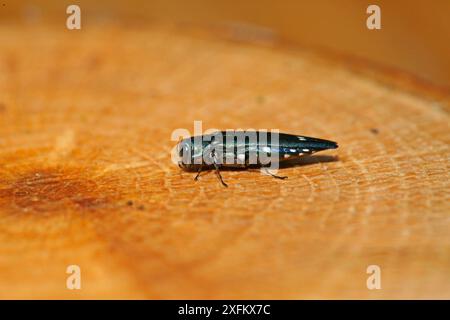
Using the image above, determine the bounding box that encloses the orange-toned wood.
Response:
[0,23,449,299]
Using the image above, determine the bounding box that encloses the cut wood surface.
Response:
[0,23,449,299]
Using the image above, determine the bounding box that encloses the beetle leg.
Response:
[194,164,203,181]
[213,163,228,187]
[262,167,288,180]
[211,150,228,187]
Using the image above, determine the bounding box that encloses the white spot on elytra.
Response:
[290,148,296,152]
[302,148,310,152]
[298,136,306,141]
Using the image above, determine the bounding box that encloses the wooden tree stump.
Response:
[0,24,449,299]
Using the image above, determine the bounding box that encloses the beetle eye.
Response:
[179,143,189,159]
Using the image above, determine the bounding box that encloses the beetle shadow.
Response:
[278,155,339,169]
[179,155,339,176]
[215,155,339,172]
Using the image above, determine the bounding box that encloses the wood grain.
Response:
[0,23,449,299]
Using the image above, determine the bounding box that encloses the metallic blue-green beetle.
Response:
[177,131,338,187]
